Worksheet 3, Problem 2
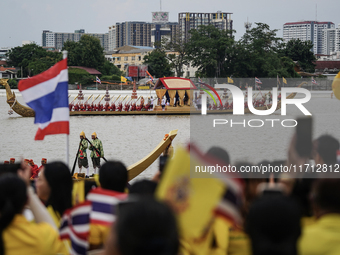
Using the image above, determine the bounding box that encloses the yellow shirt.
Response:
[3,214,69,255]
[47,205,61,228]
[179,216,251,255]
[299,213,340,255]
[227,221,251,255]
[88,224,111,246]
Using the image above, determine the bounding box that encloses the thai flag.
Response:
[312,77,317,85]
[255,77,262,84]
[190,145,244,227]
[86,187,127,226]
[96,76,101,84]
[18,59,69,140]
[59,201,91,255]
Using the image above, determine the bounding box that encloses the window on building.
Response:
[124,56,128,61]
[117,65,121,68]
[138,56,141,61]
[117,57,121,61]
[131,56,135,61]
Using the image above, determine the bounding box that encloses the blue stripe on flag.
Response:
[72,241,87,255]
[92,201,112,213]
[72,214,90,225]
[27,81,68,124]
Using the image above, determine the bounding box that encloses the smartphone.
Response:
[295,117,312,157]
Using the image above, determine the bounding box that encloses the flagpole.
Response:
[62,50,69,167]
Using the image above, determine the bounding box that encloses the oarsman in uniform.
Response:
[29,159,39,179]
[32,158,47,179]
[268,91,273,104]
[89,132,104,175]
[78,131,90,177]
[140,96,145,109]
[150,96,154,110]
[4,161,9,164]
[9,158,15,164]
[161,97,166,111]
[39,158,47,170]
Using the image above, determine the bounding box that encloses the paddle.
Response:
[71,141,82,176]
[85,137,108,162]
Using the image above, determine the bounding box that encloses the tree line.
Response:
[143,22,316,78]
[6,35,123,85]
[5,23,316,84]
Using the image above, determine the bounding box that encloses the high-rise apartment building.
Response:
[323,24,340,55]
[178,11,233,42]
[108,26,116,51]
[42,29,109,51]
[115,22,153,48]
[336,24,340,53]
[151,22,179,47]
[283,21,335,54]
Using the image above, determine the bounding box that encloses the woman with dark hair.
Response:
[36,161,73,226]
[0,167,68,254]
[104,198,179,255]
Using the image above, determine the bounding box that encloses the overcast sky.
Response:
[1,0,339,48]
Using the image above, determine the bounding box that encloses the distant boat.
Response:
[1,78,306,117]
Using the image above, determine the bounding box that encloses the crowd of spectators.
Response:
[0,131,339,255]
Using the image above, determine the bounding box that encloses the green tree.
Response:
[232,23,299,78]
[158,32,189,77]
[62,35,105,70]
[100,61,123,76]
[279,38,316,73]
[6,44,61,77]
[237,23,282,77]
[185,24,235,77]
[143,49,173,77]
[62,40,81,66]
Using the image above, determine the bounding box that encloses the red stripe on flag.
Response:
[35,121,69,140]
[18,58,67,91]
[90,219,114,226]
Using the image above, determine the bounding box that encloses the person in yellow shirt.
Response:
[0,165,68,255]
[88,161,128,250]
[299,179,340,255]
[35,161,73,227]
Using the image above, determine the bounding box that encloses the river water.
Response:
[1,90,339,181]
[0,90,190,181]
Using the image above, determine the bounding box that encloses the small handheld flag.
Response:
[96,76,101,84]
[59,201,91,255]
[228,77,234,83]
[312,77,317,85]
[18,59,69,140]
[283,77,287,84]
[255,77,262,84]
[121,76,127,83]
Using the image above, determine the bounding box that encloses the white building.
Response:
[108,25,116,51]
[42,29,109,51]
[22,41,37,46]
[283,21,335,55]
[335,24,340,53]
[0,48,11,61]
[42,30,55,48]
